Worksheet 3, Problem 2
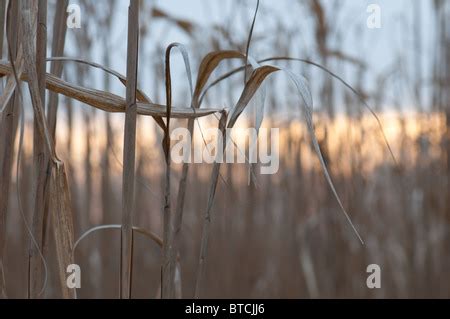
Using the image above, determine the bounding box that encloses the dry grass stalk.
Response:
[49,162,75,299]
[0,0,5,58]
[120,0,139,299]
[40,6,69,289]
[194,62,279,297]
[0,61,221,118]
[28,0,48,299]
[46,56,165,129]
[0,0,6,298]
[171,50,243,299]
[194,111,228,298]
[21,0,75,298]
[161,43,174,298]
[0,0,20,299]
[47,0,68,138]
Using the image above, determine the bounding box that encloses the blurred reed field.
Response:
[1,0,450,299]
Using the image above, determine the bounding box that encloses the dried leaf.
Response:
[0,61,222,118]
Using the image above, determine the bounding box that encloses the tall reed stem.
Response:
[120,0,139,299]
[29,0,48,299]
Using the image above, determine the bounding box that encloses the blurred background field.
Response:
[2,0,450,298]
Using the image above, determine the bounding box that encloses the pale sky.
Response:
[63,0,435,115]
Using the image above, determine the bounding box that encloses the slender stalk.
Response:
[100,10,115,294]
[0,0,5,59]
[29,0,48,299]
[0,0,5,298]
[0,0,19,299]
[120,0,139,299]
[21,0,75,300]
[162,43,174,299]
[47,0,68,138]
[194,111,228,298]
[44,0,68,297]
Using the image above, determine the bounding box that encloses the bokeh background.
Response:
[1,0,450,298]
